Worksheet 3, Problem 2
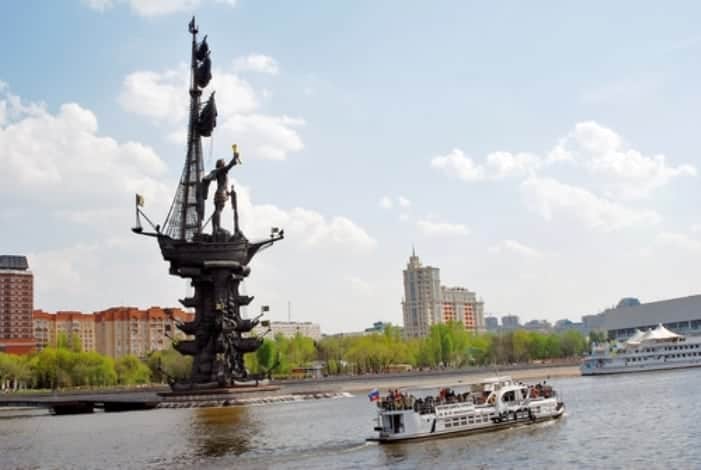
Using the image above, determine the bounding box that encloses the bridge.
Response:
[0,390,162,414]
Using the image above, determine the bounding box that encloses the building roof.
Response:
[32,307,194,323]
[0,255,28,271]
[601,295,701,331]
[624,329,645,345]
[640,324,681,342]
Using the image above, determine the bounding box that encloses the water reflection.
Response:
[188,406,257,457]
[380,441,409,466]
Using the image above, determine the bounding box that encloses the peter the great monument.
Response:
[133,18,283,391]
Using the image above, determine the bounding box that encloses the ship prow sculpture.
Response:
[133,17,284,391]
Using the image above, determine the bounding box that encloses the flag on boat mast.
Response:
[368,388,380,402]
[135,193,145,207]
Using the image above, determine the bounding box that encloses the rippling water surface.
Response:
[2,369,701,469]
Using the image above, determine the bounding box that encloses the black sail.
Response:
[195,36,209,61]
[195,56,212,88]
[198,93,217,137]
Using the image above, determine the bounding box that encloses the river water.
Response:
[2,369,701,469]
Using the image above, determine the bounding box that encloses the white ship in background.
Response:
[581,324,701,375]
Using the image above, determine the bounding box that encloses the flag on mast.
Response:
[368,388,380,402]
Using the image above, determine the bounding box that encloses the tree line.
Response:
[246,322,589,377]
[0,333,153,391]
[0,323,590,390]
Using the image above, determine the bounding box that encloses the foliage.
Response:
[25,344,117,389]
[146,346,192,383]
[115,355,151,385]
[1,322,591,390]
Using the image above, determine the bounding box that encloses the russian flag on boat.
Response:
[368,388,380,402]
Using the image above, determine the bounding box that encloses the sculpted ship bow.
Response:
[132,17,284,390]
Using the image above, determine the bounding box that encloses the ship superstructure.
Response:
[582,324,701,376]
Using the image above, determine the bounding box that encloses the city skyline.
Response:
[2,2,701,333]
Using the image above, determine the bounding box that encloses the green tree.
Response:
[560,330,586,357]
[589,330,607,344]
[256,339,277,372]
[115,355,151,385]
[147,346,192,383]
[511,330,531,363]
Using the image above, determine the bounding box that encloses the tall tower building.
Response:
[0,255,35,353]
[402,249,442,337]
[402,249,486,337]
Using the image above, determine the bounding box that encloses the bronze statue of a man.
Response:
[202,145,240,234]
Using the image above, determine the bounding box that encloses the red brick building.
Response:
[0,255,35,354]
[94,306,193,358]
[33,310,95,351]
[32,306,194,358]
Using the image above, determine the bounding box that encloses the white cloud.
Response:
[489,240,540,257]
[219,114,304,161]
[380,195,411,211]
[83,0,236,16]
[692,224,701,233]
[486,151,541,178]
[520,177,660,231]
[119,65,257,123]
[119,65,303,161]
[657,232,701,253]
[0,87,169,212]
[431,149,540,181]
[416,220,470,237]
[554,121,696,199]
[233,184,376,250]
[430,148,485,181]
[233,54,280,75]
[432,122,694,200]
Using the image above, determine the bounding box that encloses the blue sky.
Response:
[2,1,701,332]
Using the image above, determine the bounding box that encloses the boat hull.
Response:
[369,406,565,443]
[581,359,701,376]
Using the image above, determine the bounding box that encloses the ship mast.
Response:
[162,16,213,241]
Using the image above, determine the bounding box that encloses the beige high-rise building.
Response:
[402,249,443,337]
[402,250,485,337]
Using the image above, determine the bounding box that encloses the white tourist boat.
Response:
[368,376,565,442]
[581,323,701,375]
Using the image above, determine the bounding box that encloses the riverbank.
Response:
[0,363,581,411]
[279,364,581,394]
